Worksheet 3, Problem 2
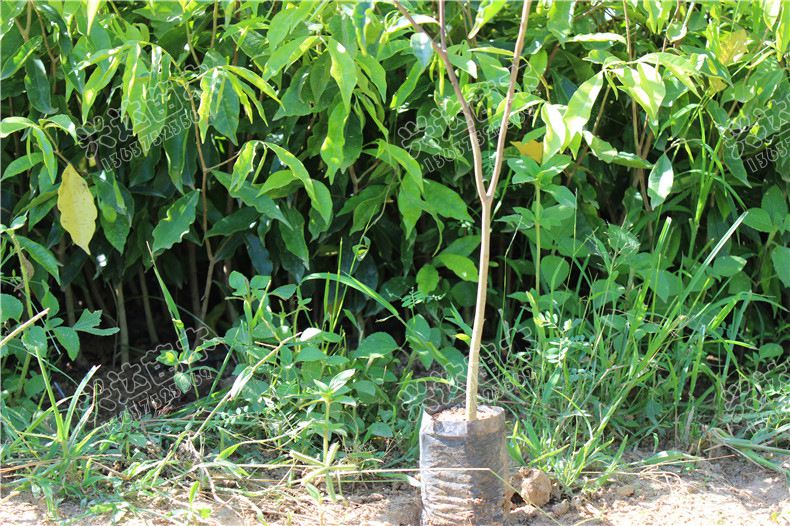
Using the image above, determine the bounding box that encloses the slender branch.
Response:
[0,309,49,349]
[487,0,532,198]
[393,0,486,202]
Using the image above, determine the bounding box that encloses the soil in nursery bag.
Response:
[419,404,508,526]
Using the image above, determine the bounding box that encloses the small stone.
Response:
[552,499,570,517]
[518,468,552,507]
[615,484,635,497]
[571,495,585,512]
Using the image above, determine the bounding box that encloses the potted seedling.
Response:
[393,1,532,524]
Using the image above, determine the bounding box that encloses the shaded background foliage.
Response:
[1,0,789,494]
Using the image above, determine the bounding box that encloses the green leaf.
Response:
[73,309,118,336]
[16,235,60,284]
[416,264,439,294]
[173,372,192,394]
[232,140,263,190]
[1,36,41,80]
[320,102,348,178]
[81,52,121,122]
[207,207,259,237]
[423,180,472,222]
[32,128,56,183]
[616,64,665,126]
[24,59,55,114]
[53,326,80,361]
[771,246,790,288]
[541,103,567,160]
[648,154,674,208]
[368,140,423,191]
[390,61,424,109]
[0,294,23,324]
[563,72,603,154]
[435,253,477,282]
[547,0,574,43]
[86,0,101,33]
[712,255,747,278]
[2,153,42,181]
[367,422,393,438]
[583,131,652,168]
[151,191,199,254]
[398,177,422,238]
[410,32,433,67]
[266,143,332,225]
[743,208,773,233]
[200,69,239,144]
[278,207,309,266]
[761,186,787,228]
[469,0,506,39]
[352,332,398,360]
[327,37,357,110]
[213,170,288,225]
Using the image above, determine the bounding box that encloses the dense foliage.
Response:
[1,0,788,511]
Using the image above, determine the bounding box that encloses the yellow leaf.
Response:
[57,164,97,254]
[512,140,543,163]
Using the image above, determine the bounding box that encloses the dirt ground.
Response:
[1,454,788,526]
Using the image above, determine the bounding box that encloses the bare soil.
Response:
[1,454,787,526]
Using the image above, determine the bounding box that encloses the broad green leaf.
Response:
[207,207,259,237]
[367,422,393,438]
[0,294,23,324]
[616,64,665,126]
[712,255,747,278]
[200,69,239,144]
[265,143,332,224]
[648,154,674,208]
[16,235,60,284]
[771,246,790,287]
[563,72,603,155]
[398,177,422,237]
[86,0,101,33]
[320,102,348,178]
[547,0,574,43]
[541,103,567,160]
[0,116,36,138]
[279,207,309,266]
[53,326,80,361]
[213,170,288,225]
[390,61,424,109]
[151,191,199,254]
[327,37,357,110]
[352,332,398,359]
[416,264,439,294]
[743,208,773,233]
[582,131,653,168]
[777,2,790,55]
[2,153,42,181]
[57,164,97,255]
[232,140,263,190]
[435,253,477,282]
[423,180,473,222]
[73,309,118,336]
[1,36,41,80]
[82,52,121,122]
[32,128,56,183]
[368,140,423,191]
[101,212,131,253]
[469,0,506,39]
[410,32,433,67]
[761,186,787,227]
[25,59,55,114]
